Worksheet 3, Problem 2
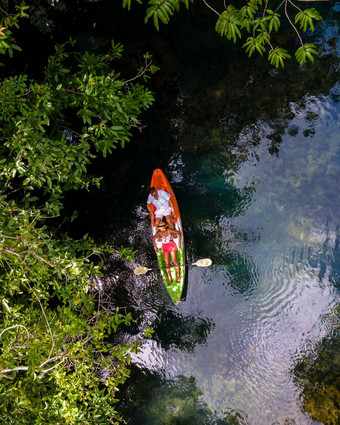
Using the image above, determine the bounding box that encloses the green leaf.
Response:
[265,10,281,33]
[295,8,322,33]
[240,2,258,20]
[268,47,291,68]
[215,7,242,42]
[145,0,176,30]
[295,43,318,66]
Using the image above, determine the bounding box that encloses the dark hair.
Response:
[149,187,157,195]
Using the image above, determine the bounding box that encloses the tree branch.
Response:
[0,248,54,267]
[27,282,55,360]
[0,356,66,378]
[0,324,30,340]
[202,0,220,16]
[285,0,304,46]
[124,58,153,85]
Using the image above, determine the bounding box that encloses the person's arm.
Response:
[147,202,155,222]
[169,198,175,216]
[152,234,159,252]
[171,229,182,248]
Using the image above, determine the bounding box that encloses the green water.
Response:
[71,2,340,424]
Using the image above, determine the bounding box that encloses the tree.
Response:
[123,0,323,68]
[0,38,156,424]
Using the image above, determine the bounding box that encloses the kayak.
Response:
[149,169,186,305]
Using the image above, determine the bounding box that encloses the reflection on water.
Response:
[294,325,340,425]
[119,370,250,425]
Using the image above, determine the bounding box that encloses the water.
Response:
[70,2,340,424]
[118,93,339,425]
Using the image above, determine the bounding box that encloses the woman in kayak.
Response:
[147,187,175,229]
[153,222,182,283]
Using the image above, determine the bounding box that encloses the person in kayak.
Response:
[153,222,182,283]
[147,187,175,229]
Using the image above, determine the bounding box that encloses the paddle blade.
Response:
[134,266,151,275]
[194,258,212,267]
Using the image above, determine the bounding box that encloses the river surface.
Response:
[71,2,340,424]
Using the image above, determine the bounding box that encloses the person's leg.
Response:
[165,214,175,229]
[155,217,161,227]
[170,250,180,281]
[163,251,172,283]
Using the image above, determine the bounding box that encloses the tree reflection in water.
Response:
[118,370,250,425]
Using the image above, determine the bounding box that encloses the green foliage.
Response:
[0,39,155,424]
[268,46,291,68]
[215,7,242,42]
[0,0,28,60]
[145,0,177,31]
[295,43,318,66]
[295,8,322,32]
[144,326,155,338]
[0,27,22,59]
[243,34,266,57]
[126,0,323,67]
[240,2,258,20]
[0,1,29,28]
[122,0,142,11]
[264,9,280,33]
[143,0,193,31]
[0,39,154,215]
[0,196,140,424]
[119,245,137,262]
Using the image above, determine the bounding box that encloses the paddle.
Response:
[133,258,212,275]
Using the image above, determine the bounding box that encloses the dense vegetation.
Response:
[0,2,157,423]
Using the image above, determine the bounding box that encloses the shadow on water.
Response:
[152,309,214,352]
[118,368,250,425]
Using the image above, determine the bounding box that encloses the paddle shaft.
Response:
[150,262,197,271]
[133,258,212,275]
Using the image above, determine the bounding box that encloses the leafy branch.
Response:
[125,0,324,67]
[124,51,160,84]
[1,356,65,379]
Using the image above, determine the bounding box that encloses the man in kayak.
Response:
[147,187,175,229]
[153,222,182,283]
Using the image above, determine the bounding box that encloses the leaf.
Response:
[295,8,322,33]
[295,43,318,66]
[145,0,176,30]
[265,10,281,33]
[242,30,268,57]
[11,44,22,52]
[268,47,291,68]
[122,0,132,10]
[240,2,258,20]
[215,7,242,42]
